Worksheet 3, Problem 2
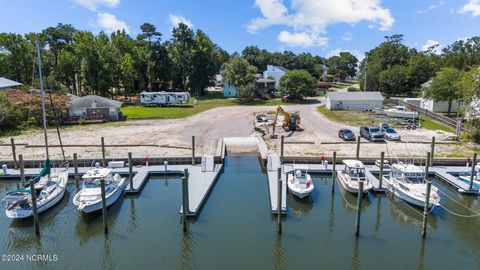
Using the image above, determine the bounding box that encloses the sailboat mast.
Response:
[36,40,49,159]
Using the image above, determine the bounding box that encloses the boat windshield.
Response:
[347,168,365,179]
[392,169,424,183]
[84,180,102,188]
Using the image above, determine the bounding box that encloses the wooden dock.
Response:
[266,155,286,214]
[429,167,479,195]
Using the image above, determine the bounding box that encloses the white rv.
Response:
[140,91,190,106]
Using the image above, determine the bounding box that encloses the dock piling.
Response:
[29,180,40,236]
[430,137,435,166]
[128,152,133,190]
[425,152,431,181]
[332,151,336,193]
[280,135,284,164]
[101,137,106,167]
[277,168,282,234]
[356,136,361,160]
[191,136,195,165]
[379,152,385,188]
[73,153,80,190]
[355,181,363,236]
[19,154,25,185]
[182,169,190,232]
[422,181,432,238]
[10,138,18,169]
[469,153,477,191]
[100,178,108,235]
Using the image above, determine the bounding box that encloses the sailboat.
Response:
[2,40,68,219]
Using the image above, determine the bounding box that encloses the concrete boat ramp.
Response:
[0,157,223,217]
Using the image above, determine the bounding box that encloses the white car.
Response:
[382,127,401,141]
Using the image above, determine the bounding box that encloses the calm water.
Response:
[1,156,480,270]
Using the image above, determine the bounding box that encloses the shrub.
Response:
[347,87,360,92]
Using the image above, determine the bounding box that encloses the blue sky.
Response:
[0,0,479,59]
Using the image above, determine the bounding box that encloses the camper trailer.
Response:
[140,91,190,106]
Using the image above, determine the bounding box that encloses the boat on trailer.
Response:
[73,163,127,214]
[287,165,314,199]
[385,162,440,209]
[336,160,372,195]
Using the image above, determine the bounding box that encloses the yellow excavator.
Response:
[270,106,302,138]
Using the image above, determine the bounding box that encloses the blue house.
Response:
[263,65,288,88]
[223,82,237,97]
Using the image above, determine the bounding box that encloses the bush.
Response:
[0,93,24,134]
[347,87,360,92]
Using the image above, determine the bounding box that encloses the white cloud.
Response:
[278,31,328,47]
[341,32,352,41]
[327,48,364,62]
[95,12,130,33]
[247,0,394,47]
[168,14,194,28]
[459,0,480,16]
[416,0,446,14]
[421,39,442,54]
[73,0,120,11]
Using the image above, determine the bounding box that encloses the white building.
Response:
[420,80,462,113]
[0,77,22,90]
[326,92,384,110]
[263,65,288,88]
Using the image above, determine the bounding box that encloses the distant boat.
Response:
[385,162,440,209]
[287,165,314,199]
[384,106,419,119]
[457,170,480,190]
[73,163,127,214]
[336,159,372,195]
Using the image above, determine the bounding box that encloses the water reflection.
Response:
[328,187,335,233]
[127,198,138,234]
[272,233,285,270]
[102,235,115,270]
[388,196,437,229]
[351,237,361,270]
[338,185,372,212]
[180,228,197,270]
[288,193,314,218]
[417,238,426,270]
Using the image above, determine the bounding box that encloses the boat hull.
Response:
[384,111,419,119]
[336,172,371,195]
[74,178,126,214]
[385,177,437,209]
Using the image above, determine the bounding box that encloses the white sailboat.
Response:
[2,40,69,219]
[287,165,314,199]
[385,162,440,209]
[73,163,127,214]
[336,160,373,195]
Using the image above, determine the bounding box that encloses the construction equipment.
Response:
[270,106,302,138]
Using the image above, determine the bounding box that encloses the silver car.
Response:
[382,127,401,141]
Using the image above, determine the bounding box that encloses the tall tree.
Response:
[423,67,464,116]
[279,70,316,99]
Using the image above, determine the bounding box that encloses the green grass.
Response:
[122,92,319,120]
[317,105,374,127]
[420,117,454,133]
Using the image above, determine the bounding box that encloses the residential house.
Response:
[263,65,288,88]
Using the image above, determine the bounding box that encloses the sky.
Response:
[0,0,479,60]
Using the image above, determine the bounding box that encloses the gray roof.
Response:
[327,91,384,101]
[256,78,276,83]
[69,95,122,109]
[276,66,289,72]
[0,77,22,89]
[421,80,432,88]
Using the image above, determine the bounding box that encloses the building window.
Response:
[109,108,116,115]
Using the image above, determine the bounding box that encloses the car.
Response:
[382,127,401,140]
[360,126,385,142]
[338,129,356,141]
[379,123,390,129]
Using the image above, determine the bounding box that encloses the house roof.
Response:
[327,91,384,101]
[69,95,122,109]
[0,77,22,89]
[256,78,276,83]
[421,80,432,88]
[276,66,289,72]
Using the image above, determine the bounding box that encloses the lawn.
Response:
[122,92,319,120]
[420,117,454,133]
[316,105,375,127]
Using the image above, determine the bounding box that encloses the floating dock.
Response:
[429,166,479,195]
[266,155,287,214]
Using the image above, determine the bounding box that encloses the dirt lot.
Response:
[0,98,472,161]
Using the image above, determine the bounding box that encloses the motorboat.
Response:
[73,163,127,214]
[3,169,68,219]
[385,162,440,209]
[336,160,372,195]
[375,160,391,171]
[457,170,480,190]
[384,106,419,119]
[287,166,314,199]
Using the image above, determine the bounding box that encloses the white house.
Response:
[0,77,22,90]
[326,92,384,110]
[420,80,462,113]
[263,65,288,88]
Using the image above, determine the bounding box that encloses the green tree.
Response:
[279,70,316,99]
[221,57,256,101]
[424,67,464,116]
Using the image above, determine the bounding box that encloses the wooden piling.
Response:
[355,181,363,236]
[73,153,80,190]
[425,152,431,181]
[379,152,385,188]
[100,178,108,235]
[191,136,195,165]
[10,138,18,169]
[469,152,477,191]
[29,180,40,236]
[277,167,282,234]
[101,137,106,167]
[356,136,361,160]
[19,154,25,185]
[332,151,337,193]
[182,169,189,232]
[280,135,284,164]
[430,137,435,166]
[421,181,432,238]
[128,152,133,190]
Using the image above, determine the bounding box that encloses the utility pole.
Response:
[363,55,368,92]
